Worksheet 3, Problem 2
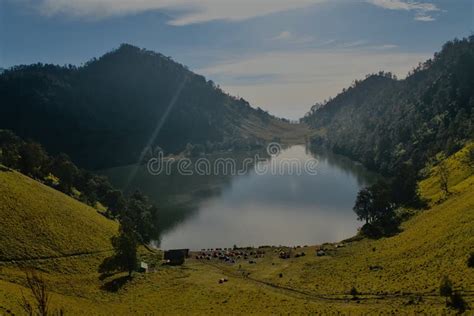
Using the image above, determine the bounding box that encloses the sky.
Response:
[1,0,473,119]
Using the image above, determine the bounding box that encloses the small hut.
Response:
[164,249,189,265]
[139,261,149,273]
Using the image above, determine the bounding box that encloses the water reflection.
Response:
[102,145,379,250]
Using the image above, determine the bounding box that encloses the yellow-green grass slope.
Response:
[0,167,117,261]
[0,145,473,314]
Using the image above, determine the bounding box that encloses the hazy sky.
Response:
[1,0,473,119]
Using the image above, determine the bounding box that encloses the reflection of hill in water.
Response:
[101,150,268,240]
[307,146,380,187]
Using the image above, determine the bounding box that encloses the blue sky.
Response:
[1,0,473,119]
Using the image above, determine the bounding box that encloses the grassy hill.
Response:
[0,166,117,261]
[0,145,472,314]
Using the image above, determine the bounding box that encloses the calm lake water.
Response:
[102,145,379,250]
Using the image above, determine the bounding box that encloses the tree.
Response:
[19,269,65,316]
[0,143,20,169]
[18,142,49,179]
[370,181,394,221]
[50,153,78,194]
[92,175,114,202]
[353,188,372,224]
[99,191,160,277]
[81,178,99,206]
[0,129,21,148]
[353,181,394,224]
[0,130,22,169]
[391,163,420,207]
[99,220,138,277]
[104,190,126,217]
[439,276,453,304]
[123,191,156,243]
[353,181,397,237]
[438,160,450,196]
[74,171,98,205]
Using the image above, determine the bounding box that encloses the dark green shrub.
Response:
[350,287,359,300]
[448,292,468,313]
[439,276,453,304]
[467,252,474,268]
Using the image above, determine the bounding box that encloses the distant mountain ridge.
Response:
[302,36,474,174]
[0,44,282,169]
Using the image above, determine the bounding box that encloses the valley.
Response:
[0,35,473,315]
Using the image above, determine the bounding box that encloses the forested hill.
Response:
[0,44,279,169]
[302,37,474,174]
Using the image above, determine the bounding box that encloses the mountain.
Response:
[302,37,474,174]
[0,44,289,169]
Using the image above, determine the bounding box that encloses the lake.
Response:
[102,145,379,250]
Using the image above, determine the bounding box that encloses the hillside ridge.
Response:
[0,44,297,169]
[303,36,474,174]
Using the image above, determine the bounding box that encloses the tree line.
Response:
[302,36,474,176]
[352,162,424,238]
[0,129,157,276]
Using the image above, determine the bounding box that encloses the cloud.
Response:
[371,44,399,49]
[414,14,435,21]
[367,0,440,21]
[20,0,444,24]
[272,31,293,41]
[340,40,368,48]
[196,49,430,119]
[29,0,325,25]
[368,0,438,11]
[270,31,314,44]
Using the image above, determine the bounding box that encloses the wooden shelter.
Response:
[164,249,189,265]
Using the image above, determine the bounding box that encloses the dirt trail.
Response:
[0,249,113,264]
[197,260,473,305]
